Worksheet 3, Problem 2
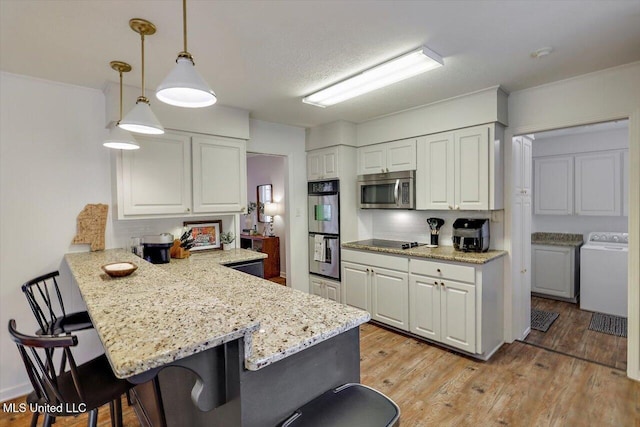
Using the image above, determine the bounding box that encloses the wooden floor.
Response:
[3,323,639,426]
[268,276,286,286]
[525,296,627,371]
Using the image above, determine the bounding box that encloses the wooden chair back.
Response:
[21,271,68,335]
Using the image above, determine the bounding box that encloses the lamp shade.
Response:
[264,202,279,218]
[118,98,165,135]
[156,57,217,108]
[103,123,140,150]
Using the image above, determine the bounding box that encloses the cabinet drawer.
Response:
[409,258,475,283]
[342,249,408,271]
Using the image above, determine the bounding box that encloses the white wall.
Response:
[0,73,112,400]
[246,155,287,276]
[532,125,629,241]
[367,210,505,250]
[505,61,640,381]
[247,120,308,292]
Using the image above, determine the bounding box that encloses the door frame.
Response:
[505,109,640,381]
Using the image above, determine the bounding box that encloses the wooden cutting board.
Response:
[71,204,108,251]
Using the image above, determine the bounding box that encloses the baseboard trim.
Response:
[1,382,31,403]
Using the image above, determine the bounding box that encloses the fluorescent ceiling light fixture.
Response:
[156,0,216,108]
[302,46,443,108]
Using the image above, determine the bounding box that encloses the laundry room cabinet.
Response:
[531,244,579,302]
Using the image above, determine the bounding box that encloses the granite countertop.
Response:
[531,232,584,247]
[65,249,369,378]
[341,241,506,264]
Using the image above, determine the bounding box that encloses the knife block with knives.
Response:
[170,239,191,259]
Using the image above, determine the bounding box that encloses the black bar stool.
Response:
[22,271,93,335]
[279,383,400,427]
[8,319,133,427]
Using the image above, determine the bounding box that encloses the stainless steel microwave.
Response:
[357,170,415,209]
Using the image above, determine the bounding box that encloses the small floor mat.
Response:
[588,312,627,337]
[531,309,559,332]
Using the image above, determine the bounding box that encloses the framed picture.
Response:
[183,220,222,251]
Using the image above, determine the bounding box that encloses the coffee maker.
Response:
[452,219,490,252]
[142,233,174,264]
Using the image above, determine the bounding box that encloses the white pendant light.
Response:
[156,0,216,108]
[119,19,164,135]
[302,46,444,107]
[104,61,140,150]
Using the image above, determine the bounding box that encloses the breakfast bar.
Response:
[64,249,370,427]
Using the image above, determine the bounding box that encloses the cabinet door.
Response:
[455,126,489,210]
[310,276,325,298]
[416,133,454,210]
[371,267,409,330]
[121,132,192,216]
[440,280,476,353]
[386,139,416,172]
[531,245,572,298]
[325,280,341,303]
[192,136,246,213]
[513,136,533,196]
[358,145,386,175]
[534,156,573,215]
[409,273,441,340]
[575,151,621,216]
[307,151,323,181]
[307,147,338,180]
[341,262,370,311]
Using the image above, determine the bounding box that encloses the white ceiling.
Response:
[1,0,639,129]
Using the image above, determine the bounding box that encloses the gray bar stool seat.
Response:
[280,383,400,427]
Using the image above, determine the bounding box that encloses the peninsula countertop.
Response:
[342,241,506,264]
[65,249,369,378]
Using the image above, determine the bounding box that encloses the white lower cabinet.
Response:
[310,275,341,303]
[342,251,409,331]
[531,244,578,301]
[409,257,504,358]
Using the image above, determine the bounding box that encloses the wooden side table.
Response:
[240,234,280,279]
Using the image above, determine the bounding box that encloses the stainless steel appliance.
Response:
[308,180,339,235]
[357,171,415,209]
[142,233,174,263]
[308,179,340,280]
[452,219,490,252]
[308,234,340,279]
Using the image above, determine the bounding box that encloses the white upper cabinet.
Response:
[534,156,573,215]
[307,146,339,181]
[417,124,499,210]
[358,138,416,175]
[117,131,247,219]
[534,150,625,217]
[121,132,192,216]
[513,135,533,196]
[192,135,247,213]
[416,133,454,210]
[574,151,621,216]
[455,126,490,210]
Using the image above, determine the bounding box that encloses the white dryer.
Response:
[580,232,628,317]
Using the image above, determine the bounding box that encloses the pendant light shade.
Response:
[156,0,216,108]
[119,97,164,135]
[156,55,216,108]
[104,60,140,150]
[104,123,140,150]
[119,18,164,135]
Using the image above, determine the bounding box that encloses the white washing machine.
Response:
[580,232,628,317]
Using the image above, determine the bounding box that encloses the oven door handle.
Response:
[394,179,400,206]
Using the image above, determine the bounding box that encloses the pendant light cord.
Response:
[140,32,146,96]
[118,70,123,120]
[183,0,188,53]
